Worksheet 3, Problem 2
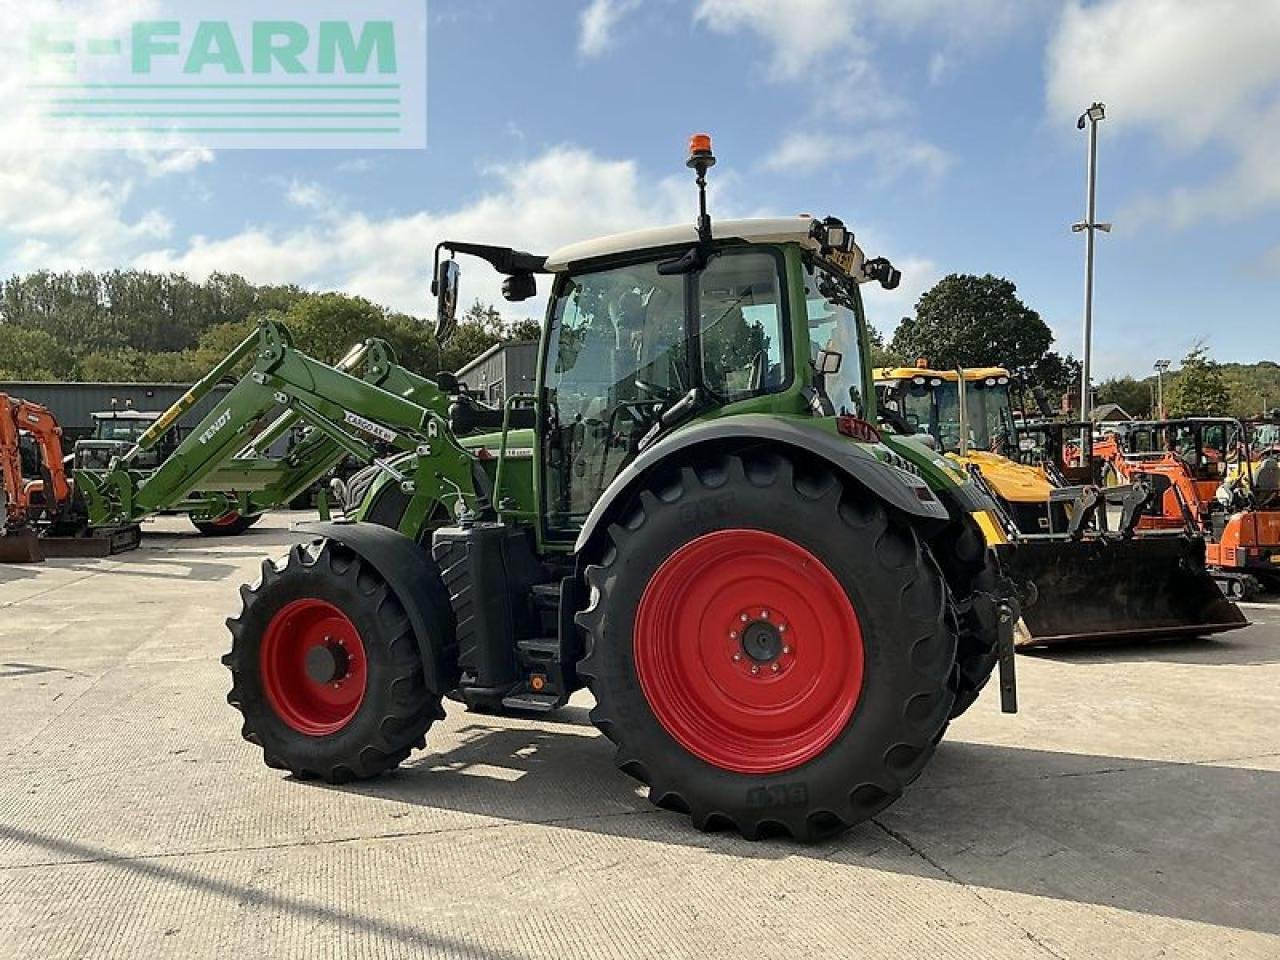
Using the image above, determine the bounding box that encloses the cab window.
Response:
[697,250,787,400]
[543,259,687,532]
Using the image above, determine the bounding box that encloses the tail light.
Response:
[836,416,881,444]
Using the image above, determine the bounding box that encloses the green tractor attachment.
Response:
[224,135,1021,840]
[73,320,487,539]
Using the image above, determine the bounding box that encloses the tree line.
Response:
[1,268,1271,421]
[0,270,537,384]
[875,273,1274,420]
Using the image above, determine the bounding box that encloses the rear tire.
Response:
[577,453,958,841]
[224,539,445,781]
[192,511,261,537]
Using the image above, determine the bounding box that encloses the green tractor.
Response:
[225,136,1018,839]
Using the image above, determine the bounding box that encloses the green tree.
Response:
[868,325,902,369]
[1029,351,1081,412]
[0,325,74,379]
[78,348,152,382]
[1168,344,1234,416]
[890,274,1054,372]
[1096,376,1151,418]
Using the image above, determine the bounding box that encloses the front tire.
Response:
[577,453,958,841]
[193,511,261,537]
[224,539,445,781]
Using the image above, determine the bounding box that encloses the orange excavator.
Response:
[0,393,73,562]
[1098,417,1280,598]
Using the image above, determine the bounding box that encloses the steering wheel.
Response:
[634,378,680,402]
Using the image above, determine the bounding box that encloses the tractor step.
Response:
[499,692,561,713]
[515,637,559,664]
[530,583,560,611]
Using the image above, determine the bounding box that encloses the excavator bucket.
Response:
[0,526,44,563]
[997,535,1248,647]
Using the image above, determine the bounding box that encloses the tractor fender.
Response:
[297,520,460,695]
[573,414,950,553]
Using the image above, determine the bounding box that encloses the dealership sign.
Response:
[18,1,426,149]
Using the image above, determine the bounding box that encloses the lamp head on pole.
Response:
[1077,101,1106,129]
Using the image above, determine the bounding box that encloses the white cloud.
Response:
[694,0,1039,82]
[578,0,641,59]
[1046,0,1280,227]
[694,0,860,81]
[761,129,950,183]
[0,0,210,273]
[693,0,1029,198]
[285,181,332,213]
[131,148,216,179]
[136,146,701,318]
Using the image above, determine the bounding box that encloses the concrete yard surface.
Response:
[1,513,1277,959]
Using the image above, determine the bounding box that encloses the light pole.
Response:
[1153,358,1171,419]
[1072,102,1110,423]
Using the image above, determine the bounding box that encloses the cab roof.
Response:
[92,410,161,421]
[874,366,1011,383]
[543,216,867,275]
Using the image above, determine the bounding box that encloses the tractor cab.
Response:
[874,366,1018,456]
[429,139,911,548]
[75,409,175,472]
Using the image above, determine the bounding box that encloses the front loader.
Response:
[73,323,468,540]
[223,136,1022,842]
[874,366,1246,646]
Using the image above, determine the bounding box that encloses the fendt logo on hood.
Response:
[199,409,233,445]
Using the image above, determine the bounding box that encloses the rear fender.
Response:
[573,414,951,554]
[297,520,460,694]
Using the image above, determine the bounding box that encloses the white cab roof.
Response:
[543,216,867,276]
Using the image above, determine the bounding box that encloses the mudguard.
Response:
[297,520,460,693]
[574,414,950,553]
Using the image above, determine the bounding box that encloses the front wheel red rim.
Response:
[633,529,864,774]
[260,598,368,736]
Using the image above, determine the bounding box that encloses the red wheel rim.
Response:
[209,511,241,527]
[260,598,367,736]
[633,529,864,774]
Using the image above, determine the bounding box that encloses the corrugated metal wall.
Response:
[457,342,538,406]
[0,382,231,442]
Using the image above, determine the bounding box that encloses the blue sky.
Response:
[1,0,1277,379]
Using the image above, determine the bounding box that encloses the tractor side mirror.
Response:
[815,349,843,376]
[434,259,461,345]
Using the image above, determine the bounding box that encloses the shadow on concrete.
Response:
[48,555,239,583]
[0,823,532,960]
[0,564,41,584]
[1020,626,1280,666]
[318,721,1279,936]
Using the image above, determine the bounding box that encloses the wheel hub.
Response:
[740,617,783,664]
[304,639,351,685]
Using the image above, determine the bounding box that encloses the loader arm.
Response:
[76,320,479,527]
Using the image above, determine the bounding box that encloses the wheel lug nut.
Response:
[730,630,738,639]
[778,623,787,633]
[761,610,770,619]
[750,665,760,675]
[733,653,742,662]
[740,613,749,623]
[782,645,791,655]
[770,663,780,673]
